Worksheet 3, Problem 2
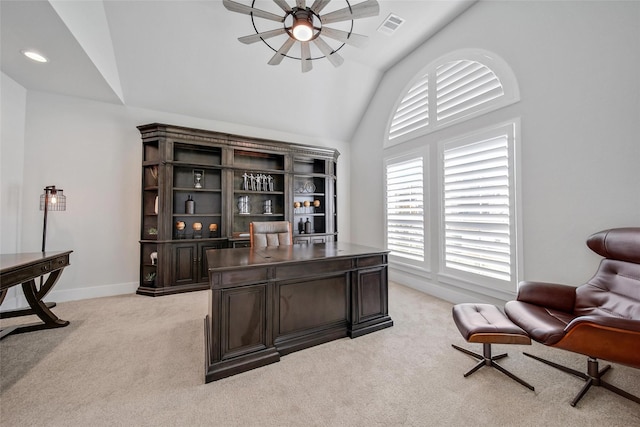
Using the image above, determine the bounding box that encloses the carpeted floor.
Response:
[1,282,639,426]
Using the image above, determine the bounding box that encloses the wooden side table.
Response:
[0,251,72,339]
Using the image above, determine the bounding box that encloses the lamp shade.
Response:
[40,186,66,211]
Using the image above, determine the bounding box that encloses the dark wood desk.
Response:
[0,251,72,339]
[204,242,393,382]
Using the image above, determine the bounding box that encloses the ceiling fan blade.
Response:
[313,37,344,68]
[310,0,332,14]
[320,27,368,48]
[273,0,292,12]
[301,41,312,73]
[268,38,296,65]
[223,0,285,22]
[239,28,287,44]
[296,0,306,9]
[320,0,379,24]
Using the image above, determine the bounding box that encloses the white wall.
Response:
[1,72,28,307]
[1,87,350,306]
[1,72,27,254]
[350,1,640,303]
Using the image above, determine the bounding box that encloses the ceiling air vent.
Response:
[378,13,405,36]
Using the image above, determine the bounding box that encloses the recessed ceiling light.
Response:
[21,50,48,63]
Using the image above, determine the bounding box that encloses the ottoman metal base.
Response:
[452,342,535,391]
[452,303,534,391]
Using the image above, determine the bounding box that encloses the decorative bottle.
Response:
[185,195,195,214]
[304,218,312,234]
[298,218,305,234]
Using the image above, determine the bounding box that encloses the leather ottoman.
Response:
[452,303,534,390]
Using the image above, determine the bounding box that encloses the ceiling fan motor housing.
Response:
[288,7,320,42]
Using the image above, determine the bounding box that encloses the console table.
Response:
[204,242,393,382]
[0,251,72,339]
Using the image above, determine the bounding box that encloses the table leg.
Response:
[36,269,63,300]
[0,270,61,319]
[0,273,69,339]
[21,277,69,329]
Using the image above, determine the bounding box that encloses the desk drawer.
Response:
[276,258,352,280]
[212,267,269,288]
[51,255,70,270]
[7,255,69,286]
[357,255,386,268]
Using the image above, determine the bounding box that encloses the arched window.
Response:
[384,49,522,296]
[386,49,520,146]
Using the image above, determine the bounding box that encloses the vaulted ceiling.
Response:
[1,0,475,142]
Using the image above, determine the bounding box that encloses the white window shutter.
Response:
[443,135,511,281]
[437,60,504,122]
[389,74,429,141]
[386,50,518,146]
[386,158,425,261]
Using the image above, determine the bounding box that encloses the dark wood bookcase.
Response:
[137,123,339,296]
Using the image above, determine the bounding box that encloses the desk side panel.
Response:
[350,264,394,338]
[205,281,280,382]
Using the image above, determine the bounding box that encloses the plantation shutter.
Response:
[386,158,425,261]
[388,74,429,141]
[436,60,504,122]
[443,135,511,281]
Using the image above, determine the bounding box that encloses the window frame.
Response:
[385,49,520,148]
[437,120,522,293]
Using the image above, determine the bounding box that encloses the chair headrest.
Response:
[587,227,640,264]
[251,221,290,234]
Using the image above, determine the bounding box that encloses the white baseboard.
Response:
[0,282,139,310]
[389,268,508,306]
[2,272,509,312]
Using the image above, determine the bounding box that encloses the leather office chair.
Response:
[249,221,293,247]
[505,227,640,406]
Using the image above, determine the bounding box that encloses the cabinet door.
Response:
[173,244,197,285]
[173,242,226,286]
[197,241,225,282]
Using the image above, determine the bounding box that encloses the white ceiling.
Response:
[1,0,476,142]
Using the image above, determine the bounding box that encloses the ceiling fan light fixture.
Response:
[292,11,314,41]
[222,0,380,72]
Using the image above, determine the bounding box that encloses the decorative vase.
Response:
[238,196,250,214]
[263,200,272,214]
[185,195,195,214]
[193,222,203,239]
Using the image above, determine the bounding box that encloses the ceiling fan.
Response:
[222,0,380,72]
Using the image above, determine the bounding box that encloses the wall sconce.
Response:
[40,185,67,252]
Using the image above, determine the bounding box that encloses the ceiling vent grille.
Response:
[378,13,405,36]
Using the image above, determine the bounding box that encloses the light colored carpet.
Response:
[1,282,639,426]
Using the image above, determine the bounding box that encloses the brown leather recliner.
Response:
[505,227,640,406]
